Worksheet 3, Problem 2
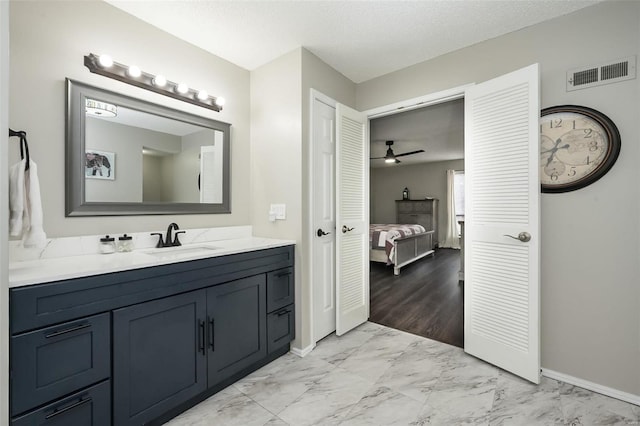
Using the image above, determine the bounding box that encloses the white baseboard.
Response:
[290,343,315,358]
[541,368,640,406]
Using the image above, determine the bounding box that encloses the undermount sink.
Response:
[141,244,222,259]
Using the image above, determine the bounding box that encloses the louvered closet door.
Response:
[335,103,369,336]
[464,64,540,383]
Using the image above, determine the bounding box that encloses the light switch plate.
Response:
[270,204,286,220]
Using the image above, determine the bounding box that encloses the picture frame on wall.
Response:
[85,150,115,180]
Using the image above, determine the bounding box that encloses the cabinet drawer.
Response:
[267,305,295,354]
[267,267,294,312]
[11,313,110,416]
[11,380,110,426]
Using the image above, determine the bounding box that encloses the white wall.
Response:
[0,1,9,420]
[358,1,640,396]
[370,159,464,244]
[9,0,251,237]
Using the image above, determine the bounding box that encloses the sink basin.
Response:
[141,244,222,260]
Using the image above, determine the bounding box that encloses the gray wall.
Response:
[250,47,357,351]
[370,159,464,245]
[86,117,181,203]
[358,1,640,396]
[9,0,251,237]
[142,155,163,202]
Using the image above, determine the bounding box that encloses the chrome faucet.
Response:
[151,223,185,248]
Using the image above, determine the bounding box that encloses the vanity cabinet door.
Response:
[113,290,207,426]
[207,275,267,386]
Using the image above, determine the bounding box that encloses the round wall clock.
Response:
[540,105,621,193]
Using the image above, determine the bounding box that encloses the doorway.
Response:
[310,63,541,383]
[368,99,465,347]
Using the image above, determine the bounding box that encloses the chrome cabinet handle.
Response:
[504,232,531,242]
[342,225,354,233]
[316,229,331,237]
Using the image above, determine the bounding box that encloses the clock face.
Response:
[540,105,620,193]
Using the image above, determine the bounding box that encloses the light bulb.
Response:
[153,75,167,87]
[127,65,141,78]
[98,54,113,68]
[214,97,226,107]
[385,158,395,163]
[196,90,208,101]
[176,82,189,94]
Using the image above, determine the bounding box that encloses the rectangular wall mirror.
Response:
[66,79,231,216]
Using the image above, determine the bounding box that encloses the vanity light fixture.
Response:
[176,82,189,94]
[153,75,167,87]
[127,65,142,78]
[84,53,224,112]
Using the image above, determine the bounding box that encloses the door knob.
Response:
[503,232,531,242]
[317,228,331,237]
[342,225,354,233]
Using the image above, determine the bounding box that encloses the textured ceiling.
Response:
[370,98,464,168]
[105,0,601,83]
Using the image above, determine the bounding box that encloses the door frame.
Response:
[308,85,471,345]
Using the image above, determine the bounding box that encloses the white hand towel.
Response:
[9,159,26,237]
[9,159,47,248]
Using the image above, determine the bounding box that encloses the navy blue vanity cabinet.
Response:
[113,290,207,426]
[10,245,295,426]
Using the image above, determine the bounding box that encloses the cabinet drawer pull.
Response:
[277,309,291,317]
[198,320,205,355]
[44,323,91,339]
[275,271,291,278]
[44,396,92,419]
[208,317,215,352]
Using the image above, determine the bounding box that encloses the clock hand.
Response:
[544,139,565,167]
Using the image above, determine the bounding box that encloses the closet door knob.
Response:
[317,228,331,237]
[503,232,531,242]
[342,225,354,233]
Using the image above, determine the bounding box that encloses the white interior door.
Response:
[464,64,541,383]
[335,103,369,336]
[312,97,337,342]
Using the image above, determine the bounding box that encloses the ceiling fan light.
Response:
[385,158,395,163]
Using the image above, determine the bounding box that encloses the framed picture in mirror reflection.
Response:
[85,150,115,180]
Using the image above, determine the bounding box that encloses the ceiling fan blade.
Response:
[394,149,425,158]
[370,156,387,160]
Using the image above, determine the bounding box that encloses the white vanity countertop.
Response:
[9,237,295,288]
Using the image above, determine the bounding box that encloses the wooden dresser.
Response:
[396,199,438,248]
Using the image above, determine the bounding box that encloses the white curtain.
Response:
[442,169,460,249]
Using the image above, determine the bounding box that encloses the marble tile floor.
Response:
[165,322,640,426]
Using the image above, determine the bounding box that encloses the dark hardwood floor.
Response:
[369,248,464,348]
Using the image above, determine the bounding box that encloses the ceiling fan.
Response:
[370,140,425,164]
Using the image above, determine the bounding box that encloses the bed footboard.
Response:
[392,231,435,275]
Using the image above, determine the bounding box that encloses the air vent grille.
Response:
[573,68,598,86]
[567,56,636,91]
[601,61,628,81]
